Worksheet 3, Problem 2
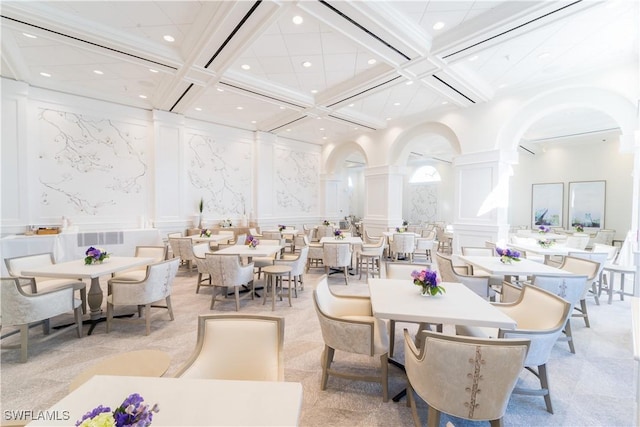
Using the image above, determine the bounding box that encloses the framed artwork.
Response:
[568,180,606,230]
[531,183,563,227]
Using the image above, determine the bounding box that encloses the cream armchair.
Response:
[175,314,284,381]
[390,233,416,262]
[202,254,255,311]
[435,253,495,300]
[111,245,168,282]
[312,276,389,401]
[274,246,308,297]
[323,242,353,285]
[456,285,572,413]
[106,258,179,335]
[5,252,87,314]
[1,277,83,362]
[404,329,529,427]
[169,237,208,271]
[558,255,600,327]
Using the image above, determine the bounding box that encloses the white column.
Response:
[362,165,406,235]
[320,173,342,222]
[451,149,517,253]
[253,131,277,225]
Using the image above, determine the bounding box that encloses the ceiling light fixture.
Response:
[348,103,354,107]
[286,129,291,132]
[39,72,51,77]
[441,101,448,105]
[311,89,318,94]
[139,94,147,99]
[469,55,479,62]
[149,68,159,73]
[163,35,175,42]
[195,107,202,111]
[386,117,392,121]
[292,15,303,25]
[302,61,312,68]
[241,64,251,70]
[538,52,551,60]
[251,120,257,124]
[279,106,285,110]
[216,87,224,92]
[322,136,327,140]
[22,33,37,39]
[236,106,243,110]
[367,59,376,65]
[319,128,325,131]
[433,22,445,30]
[406,81,413,85]
[393,102,400,106]
[93,70,104,75]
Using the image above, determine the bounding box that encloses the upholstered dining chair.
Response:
[404,329,530,427]
[202,254,255,311]
[106,258,179,335]
[390,233,416,262]
[168,237,208,272]
[323,242,353,285]
[273,245,308,297]
[5,252,87,314]
[557,255,600,327]
[456,284,572,414]
[110,245,168,282]
[357,236,385,280]
[1,277,83,362]
[435,253,494,300]
[313,276,390,401]
[175,314,284,381]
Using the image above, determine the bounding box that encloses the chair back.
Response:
[498,285,571,366]
[391,234,415,253]
[109,258,179,305]
[461,246,495,257]
[385,263,431,279]
[322,243,352,268]
[262,231,282,240]
[531,274,589,309]
[559,255,600,281]
[5,253,55,282]
[404,330,529,422]
[565,234,590,250]
[249,228,260,236]
[485,241,497,250]
[1,277,75,325]
[135,245,167,262]
[176,314,284,381]
[280,246,309,276]
[593,229,615,245]
[234,234,247,245]
[435,253,457,283]
[591,243,619,262]
[421,229,436,239]
[203,253,253,286]
[317,225,335,238]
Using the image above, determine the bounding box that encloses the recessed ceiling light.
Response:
[251,120,257,124]
[279,106,285,110]
[469,55,479,62]
[93,70,104,75]
[319,128,325,131]
[441,101,448,105]
[286,129,291,132]
[406,81,413,85]
[163,35,175,42]
[139,94,147,99]
[393,102,400,106]
[386,117,392,121]
[302,61,312,68]
[292,15,303,25]
[217,87,224,92]
[195,107,202,111]
[149,68,159,73]
[433,21,445,31]
[348,103,354,107]
[353,127,358,130]
[316,117,322,120]
[236,106,243,110]
[311,89,318,94]
[39,72,51,77]
[367,58,376,65]
[322,136,328,140]
[498,83,508,89]
[22,33,37,39]
[538,52,551,60]
[241,64,251,70]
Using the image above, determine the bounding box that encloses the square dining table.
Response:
[27,375,303,426]
[214,243,285,262]
[190,234,233,244]
[22,256,154,332]
[507,242,588,263]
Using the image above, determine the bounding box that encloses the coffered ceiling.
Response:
[1,0,637,154]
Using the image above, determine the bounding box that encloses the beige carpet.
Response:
[1,264,637,426]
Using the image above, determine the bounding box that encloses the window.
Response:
[409,165,441,183]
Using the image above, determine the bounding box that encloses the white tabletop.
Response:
[320,236,363,245]
[27,375,303,426]
[382,231,420,237]
[368,279,516,329]
[457,255,576,277]
[215,244,284,258]
[516,231,568,240]
[22,256,154,279]
[508,243,588,257]
[190,234,232,243]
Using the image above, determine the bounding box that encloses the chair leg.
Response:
[106,302,113,333]
[343,267,349,285]
[579,299,590,328]
[19,324,29,363]
[389,319,396,358]
[407,381,422,426]
[80,287,87,314]
[426,404,442,427]
[145,303,151,335]
[166,296,174,321]
[539,363,554,414]
[490,418,504,427]
[591,281,600,306]
[196,272,203,293]
[564,318,575,354]
[321,345,334,390]
[380,353,388,402]
[234,286,240,311]
[74,307,83,338]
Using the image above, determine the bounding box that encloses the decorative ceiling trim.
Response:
[0,15,178,70]
[442,0,583,60]
[220,82,307,109]
[170,83,195,112]
[328,115,377,131]
[432,75,475,104]
[318,0,412,61]
[326,75,402,108]
[268,116,308,132]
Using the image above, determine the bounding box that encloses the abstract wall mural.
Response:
[408,183,438,223]
[38,109,148,216]
[186,132,252,216]
[274,146,319,213]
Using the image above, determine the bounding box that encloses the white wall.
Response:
[509,137,633,240]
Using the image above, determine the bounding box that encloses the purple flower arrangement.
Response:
[334,229,345,239]
[75,393,159,427]
[575,224,584,232]
[538,225,550,233]
[538,239,554,248]
[84,246,109,265]
[411,269,445,296]
[278,224,286,232]
[496,247,521,264]
[200,228,211,237]
[246,235,260,248]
